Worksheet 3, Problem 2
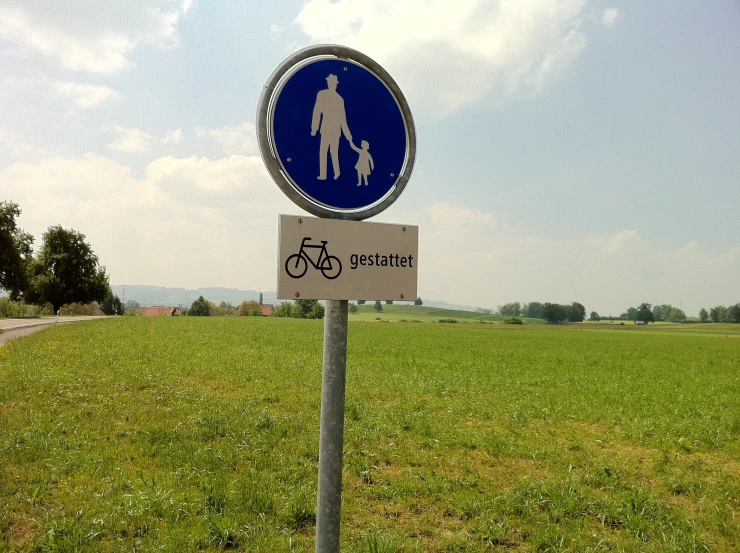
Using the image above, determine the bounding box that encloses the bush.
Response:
[60,303,96,316]
[503,317,523,325]
[309,303,325,319]
[438,318,458,323]
[236,300,261,316]
[272,303,294,318]
[0,298,41,318]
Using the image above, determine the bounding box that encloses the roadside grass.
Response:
[349,304,546,324]
[1,318,738,551]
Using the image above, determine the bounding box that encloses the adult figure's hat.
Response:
[326,74,338,83]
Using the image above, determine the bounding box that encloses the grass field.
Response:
[1,318,738,552]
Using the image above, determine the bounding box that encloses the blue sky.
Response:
[1,0,738,315]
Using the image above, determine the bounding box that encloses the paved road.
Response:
[0,316,109,346]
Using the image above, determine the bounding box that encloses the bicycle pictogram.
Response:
[286,237,342,280]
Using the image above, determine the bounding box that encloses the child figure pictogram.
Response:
[351,140,374,186]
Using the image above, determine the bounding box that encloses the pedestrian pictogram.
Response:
[286,237,342,280]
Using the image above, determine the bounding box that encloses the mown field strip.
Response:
[1,318,738,552]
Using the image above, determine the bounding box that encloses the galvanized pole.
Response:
[315,299,349,553]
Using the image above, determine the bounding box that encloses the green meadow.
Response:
[1,318,738,552]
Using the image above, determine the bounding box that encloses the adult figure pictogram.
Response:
[311,74,353,180]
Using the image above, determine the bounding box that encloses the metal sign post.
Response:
[258,44,416,552]
[316,299,348,552]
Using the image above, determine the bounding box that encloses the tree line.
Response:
[1,201,114,314]
[496,301,587,324]
[182,296,326,320]
[609,303,739,324]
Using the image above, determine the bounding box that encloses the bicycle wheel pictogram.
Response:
[285,253,308,278]
[320,255,342,279]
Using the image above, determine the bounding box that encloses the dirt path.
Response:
[0,316,109,346]
[0,324,51,346]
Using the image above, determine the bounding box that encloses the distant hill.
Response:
[421,299,483,312]
[351,304,545,324]
[111,285,278,308]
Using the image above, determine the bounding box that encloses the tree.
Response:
[665,307,686,323]
[190,296,210,316]
[414,297,423,306]
[728,304,740,323]
[259,292,263,306]
[124,299,140,311]
[236,300,261,316]
[623,307,638,321]
[699,308,708,323]
[208,301,227,316]
[499,302,521,317]
[568,302,586,322]
[524,302,544,319]
[272,302,294,317]
[309,302,325,319]
[542,303,568,324]
[709,307,720,323]
[219,301,236,316]
[25,226,110,314]
[635,303,654,323]
[374,300,383,313]
[349,303,358,313]
[100,294,123,315]
[295,299,323,319]
[716,305,729,323]
[589,311,600,322]
[0,201,34,300]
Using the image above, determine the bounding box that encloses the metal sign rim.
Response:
[257,44,416,221]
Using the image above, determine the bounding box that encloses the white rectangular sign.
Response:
[278,215,418,301]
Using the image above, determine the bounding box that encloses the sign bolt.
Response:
[402,227,406,232]
[298,218,302,224]
[287,158,292,162]
[400,294,404,299]
[295,292,300,298]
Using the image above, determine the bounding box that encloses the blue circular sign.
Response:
[257,45,415,220]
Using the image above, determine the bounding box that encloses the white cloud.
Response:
[107,126,156,153]
[196,122,257,155]
[0,2,186,74]
[598,229,649,255]
[0,128,56,162]
[53,81,122,108]
[0,153,292,291]
[182,0,198,14]
[295,0,590,115]
[162,129,184,144]
[601,8,621,28]
[145,155,268,192]
[388,203,740,316]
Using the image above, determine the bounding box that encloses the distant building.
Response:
[261,304,274,316]
[137,306,181,317]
